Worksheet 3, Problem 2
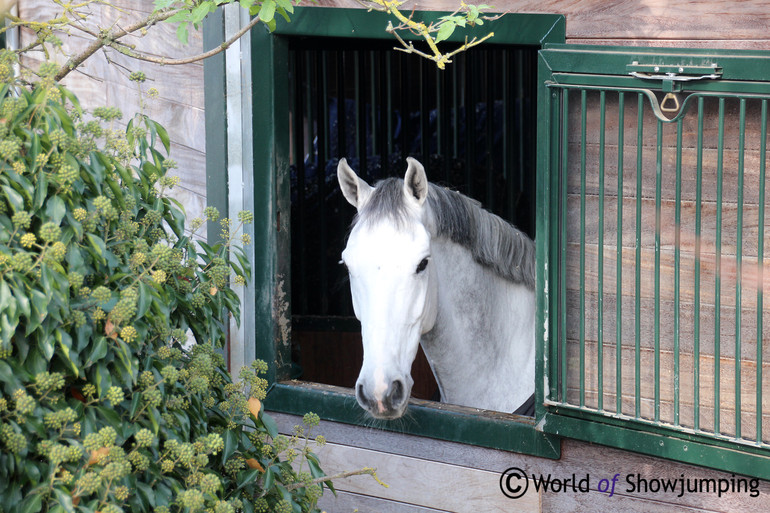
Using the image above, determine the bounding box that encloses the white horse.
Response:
[337,157,536,420]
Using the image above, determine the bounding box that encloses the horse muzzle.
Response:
[355,375,410,419]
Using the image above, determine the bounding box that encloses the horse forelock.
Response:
[350,177,536,289]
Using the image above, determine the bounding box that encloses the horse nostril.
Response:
[356,383,370,408]
[388,379,405,406]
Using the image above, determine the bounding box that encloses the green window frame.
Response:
[538,44,770,478]
[251,6,564,457]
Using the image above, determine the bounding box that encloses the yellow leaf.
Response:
[245,458,264,472]
[88,447,110,466]
[247,397,261,419]
[104,320,118,340]
[209,286,218,295]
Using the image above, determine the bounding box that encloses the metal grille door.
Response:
[539,45,770,476]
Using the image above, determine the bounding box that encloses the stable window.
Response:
[538,45,770,478]
[251,7,563,456]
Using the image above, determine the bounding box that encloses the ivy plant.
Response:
[0,66,337,513]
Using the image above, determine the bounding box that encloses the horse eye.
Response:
[416,258,429,274]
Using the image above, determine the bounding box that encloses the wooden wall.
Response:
[274,411,770,513]
[317,0,770,49]
[272,3,770,512]
[16,0,208,238]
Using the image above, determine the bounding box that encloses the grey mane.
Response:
[354,177,536,289]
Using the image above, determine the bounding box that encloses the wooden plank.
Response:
[273,412,770,512]
[308,442,540,513]
[566,143,770,207]
[314,0,770,41]
[565,194,769,257]
[569,39,770,51]
[562,338,770,438]
[564,242,770,309]
[563,291,770,359]
[18,1,203,59]
[543,489,722,513]
[317,490,448,513]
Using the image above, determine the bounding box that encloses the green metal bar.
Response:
[616,91,624,415]
[561,88,570,403]
[541,410,770,481]
[674,117,683,426]
[655,118,662,423]
[267,383,562,459]
[736,98,746,439]
[537,57,553,421]
[598,90,606,412]
[715,97,725,435]
[758,99,767,445]
[203,10,229,247]
[580,89,587,408]
[635,92,644,420]
[251,28,290,384]
[694,97,704,432]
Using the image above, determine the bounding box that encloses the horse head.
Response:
[337,157,439,419]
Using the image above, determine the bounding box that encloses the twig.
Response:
[285,467,388,491]
[103,13,264,67]
[54,8,178,81]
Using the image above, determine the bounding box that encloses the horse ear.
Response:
[337,158,373,209]
[404,157,428,206]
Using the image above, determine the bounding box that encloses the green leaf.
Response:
[276,5,291,23]
[222,429,237,462]
[2,185,23,212]
[261,410,279,438]
[52,489,75,513]
[18,493,42,513]
[56,331,79,377]
[275,0,294,14]
[86,233,107,258]
[176,22,189,45]
[33,170,47,210]
[0,360,14,385]
[151,120,171,153]
[435,21,456,43]
[94,363,112,396]
[190,2,212,25]
[137,282,152,319]
[0,279,12,314]
[39,333,55,361]
[234,468,261,492]
[263,466,275,491]
[154,0,177,9]
[259,0,276,23]
[11,285,30,320]
[85,336,108,365]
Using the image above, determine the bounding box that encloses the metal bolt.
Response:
[678,67,684,73]
[654,66,660,72]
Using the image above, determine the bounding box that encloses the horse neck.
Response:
[421,236,536,412]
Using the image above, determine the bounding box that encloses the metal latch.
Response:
[627,61,722,92]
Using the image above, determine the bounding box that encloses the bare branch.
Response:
[285,467,388,491]
[54,8,179,81]
[104,13,264,67]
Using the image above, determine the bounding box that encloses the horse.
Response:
[337,157,536,420]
